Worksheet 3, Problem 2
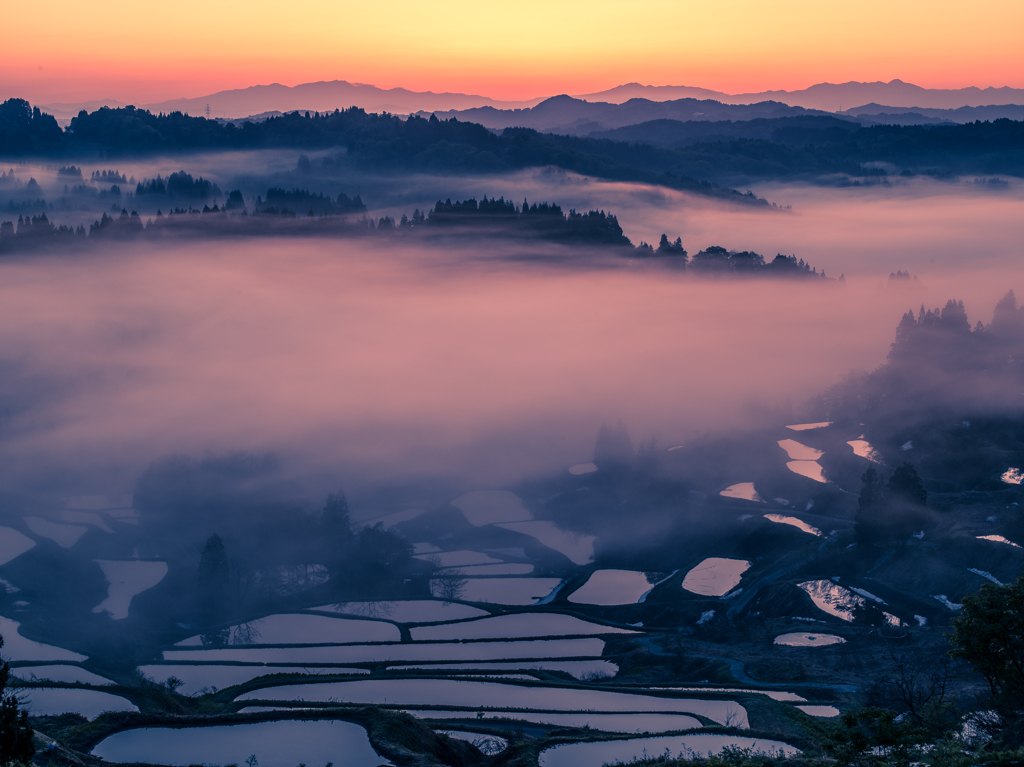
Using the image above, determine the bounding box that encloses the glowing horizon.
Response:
[2,0,1023,104]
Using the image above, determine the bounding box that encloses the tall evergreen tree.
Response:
[322,490,353,542]
[0,636,35,762]
[197,534,230,624]
[887,463,927,508]
[855,467,887,546]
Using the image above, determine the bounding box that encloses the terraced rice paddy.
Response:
[495,520,596,564]
[413,550,502,567]
[0,616,85,661]
[91,720,383,766]
[235,679,749,726]
[764,515,823,537]
[977,535,1021,548]
[798,580,901,626]
[655,688,806,702]
[539,734,799,767]
[164,638,606,664]
[719,483,762,502]
[568,570,652,605]
[175,614,401,646]
[138,664,369,696]
[450,490,532,525]
[24,517,88,548]
[410,613,637,640]
[22,688,137,718]
[388,660,619,679]
[413,710,702,733]
[777,440,824,460]
[797,705,840,717]
[786,461,828,483]
[308,600,489,622]
[12,665,114,685]
[92,560,168,620]
[774,633,846,647]
[682,559,750,597]
[448,577,563,605]
[847,440,882,463]
[445,563,534,575]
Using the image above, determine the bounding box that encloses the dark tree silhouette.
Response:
[197,534,230,618]
[855,464,928,547]
[888,462,927,507]
[949,577,1024,744]
[321,491,353,546]
[0,635,35,762]
[594,421,634,470]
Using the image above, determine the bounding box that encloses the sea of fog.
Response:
[1,157,1022,503]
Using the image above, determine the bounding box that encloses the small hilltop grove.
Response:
[0,185,835,278]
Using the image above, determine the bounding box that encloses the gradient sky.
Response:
[3,0,1023,103]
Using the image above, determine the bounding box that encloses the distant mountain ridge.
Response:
[416,95,837,135]
[841,102,1024,123]
[40,81,545,122]
[35,78,1024,124]
[579,79,1024,112]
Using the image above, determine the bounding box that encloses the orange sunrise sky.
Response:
[2,0,1023,103]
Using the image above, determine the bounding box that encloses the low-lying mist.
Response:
[1,158,1022,510]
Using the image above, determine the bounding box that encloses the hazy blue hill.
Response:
[590,115,864,148]
[43,81,544,123]
[845,102,1024,124]
[40,78,1024,124]
[419,96,835,135]
[580,78,1024,112]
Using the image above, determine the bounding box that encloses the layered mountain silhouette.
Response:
[418,96,836,135]
[579,79,1024,112]
[41,81,543,122]
[37,78,1024,124]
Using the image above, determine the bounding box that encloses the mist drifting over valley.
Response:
[1,157,1021,501]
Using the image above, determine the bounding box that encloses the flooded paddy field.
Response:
[235,678,750,726]
[12,664,115,685]
[139,664,370,696]
[539,734,801,767]
[386,659,619,678]
[447,577,565,604]
[567,570,654,605]
[22,688,138,718]
[308,600,489,622]
[92,720,384,767]
[409,613,638,640]
[174,613,401,645]
[409,709,703,733]
[164,637,608,664]
[681,558,750,597]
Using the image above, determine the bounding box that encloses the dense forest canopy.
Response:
[3,98,1023,194]
[0,99,754,202]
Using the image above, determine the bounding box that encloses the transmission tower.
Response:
[205,103,211,118]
